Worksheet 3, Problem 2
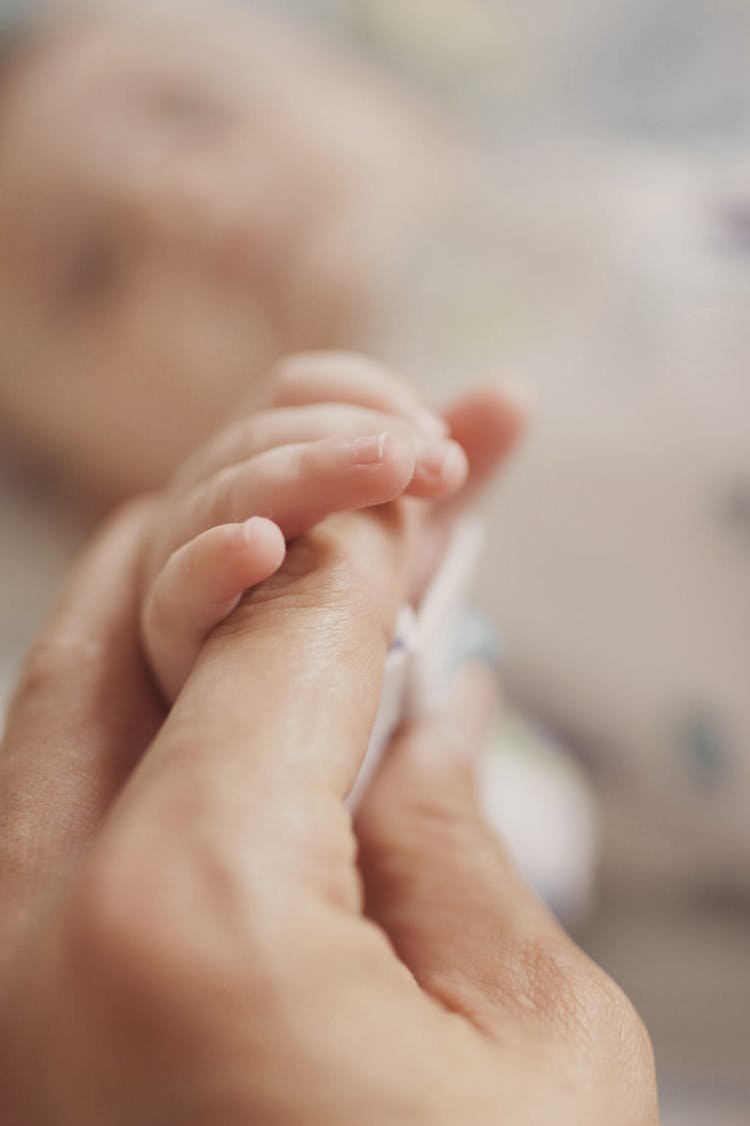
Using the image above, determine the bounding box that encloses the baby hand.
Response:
[139,354,469,701]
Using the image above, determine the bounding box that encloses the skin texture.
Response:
[0,11,657,1117]
[0,3,443,503]
[140,354,472,701]
[0,373,658,1124]
[0,502,659,1126]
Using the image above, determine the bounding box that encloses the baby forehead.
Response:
[0,12,240,193]
[0,18,171,264]
[3,12,230,118]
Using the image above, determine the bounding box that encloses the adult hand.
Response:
[0,496,658,1125]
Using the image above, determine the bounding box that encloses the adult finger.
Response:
[355,664,647,1052]
[356,665,658,1121]
[0,503,163,949]
[103,499,420,922]
[356,663,552,1031]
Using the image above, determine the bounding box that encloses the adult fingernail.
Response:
[351,432,390,465]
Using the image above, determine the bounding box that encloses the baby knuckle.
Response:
[292,441,317,482]
[269,352,325,397]
[272,351,402,402]
[200,462,242,526]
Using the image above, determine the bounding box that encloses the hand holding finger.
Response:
[0,501,659,1126]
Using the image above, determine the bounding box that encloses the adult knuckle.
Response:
[513,943,657,1097]
[286,533,385,628]
[574,970,659,1122]
[63,826,289,1024]
[14,633,102,709]
[299,797,363,912]
[365,793,482,899]
[594,972,657,1086]
[574,963,643,1046]
[477,931,602,1048]
[494,935,589,1033]
[406,789,478,852]
[13,642,60,706]
[63,853,174,1007]
[64,805,207,985]
[142,580,175,643]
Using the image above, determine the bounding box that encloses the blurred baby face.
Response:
[0,5,437,502]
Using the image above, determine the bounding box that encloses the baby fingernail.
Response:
[351,432,390,465]
[416,437,467,483]
[243,516,263,538]
[414,409,449,437]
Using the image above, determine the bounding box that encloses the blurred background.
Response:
[249,2,750,1120]
[272,7,750,1121]
[1,1,749,1121]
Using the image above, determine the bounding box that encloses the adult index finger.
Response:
[0,502,163,950]
[102,502,419,915]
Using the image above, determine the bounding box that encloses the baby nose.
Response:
[123,159,279,285]
[123,157,226,253]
